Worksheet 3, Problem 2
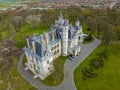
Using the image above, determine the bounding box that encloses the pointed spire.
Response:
[59,9,63,19]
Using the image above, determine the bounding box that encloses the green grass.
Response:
[82,22,89,34]
[15,25,49,48]
[0,30,9,40]
[74,41,120,90]
[38,56,67,86]
[0,57,37,90]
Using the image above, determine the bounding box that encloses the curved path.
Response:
[18,38,101,90]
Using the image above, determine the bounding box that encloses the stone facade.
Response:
[23,11,83,80]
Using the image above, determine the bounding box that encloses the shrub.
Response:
[82,68,97,79]
[97,52,108,59]
[89,58,104,70]
[84,34,94,42]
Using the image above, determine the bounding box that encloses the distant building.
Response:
[110,2,120,11]
[0,8,8,11]
[23,11,83,80]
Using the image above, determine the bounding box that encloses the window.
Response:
[51,47,53,51]
[48,67,50,70]
[52,52,54,54]
[57,44,59,48]
[47,60,49,64]
[30,64,32,68]
[64,41,67,43]
[57,49,59,53]
[65,28,67,30]
[64,43,67,46]
[38,67,40,70]
[64,47,67,49]
[54,46,56,49]
[55,51,57,55]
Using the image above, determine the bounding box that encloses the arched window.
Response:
[57,49,59,53]
[57,44,59,48]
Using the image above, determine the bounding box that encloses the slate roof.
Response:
[23,47,52,62]
[71,45,80,51]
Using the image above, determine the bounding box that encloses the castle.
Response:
[23,11,83,80]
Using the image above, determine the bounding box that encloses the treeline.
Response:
[0,7,120,44]
[0,0,31,3]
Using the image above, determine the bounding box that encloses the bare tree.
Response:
[96,21,105,38]
[102,23,114,49]
[12,16,23,32]
[26,14,41,27]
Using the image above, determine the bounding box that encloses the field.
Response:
[0,57,37,90]
[74,41,120,90]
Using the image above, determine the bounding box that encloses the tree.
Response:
[101,23,114,49]
[96,21,105,38]
[26,14,41,27]
[85,17,97,34]
[12,16,23,32]
[0,33,2,40]
[115,26,120,40]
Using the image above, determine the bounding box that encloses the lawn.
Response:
[74,41,120,90]
[15,25,49,48]
[0,57,37,90]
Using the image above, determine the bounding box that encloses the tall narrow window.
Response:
[47,60,49,64]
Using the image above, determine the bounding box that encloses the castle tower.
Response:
[26,39,30,49]
[75,20,80,27]
[62,26,68,56]
[44,32,49,50]
[61,11,69,56]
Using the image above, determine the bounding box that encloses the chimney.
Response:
[52,30,55,40]
[26,39,30,49]
[54,29,56,37]
[40,35,44,44]
[32,41,36,54]
[44,32,49,49]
